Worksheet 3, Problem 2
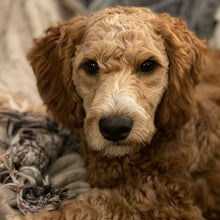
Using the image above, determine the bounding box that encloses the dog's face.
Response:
[28,7,206,157]
[73,9,169,156]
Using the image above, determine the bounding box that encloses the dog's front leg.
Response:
[15,188,205,220]
[16,189,141,220]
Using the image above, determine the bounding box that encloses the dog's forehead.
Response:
[75,7,168,67]
[82,8,159,48]
[87,7,156,34]
[88,7,156,23]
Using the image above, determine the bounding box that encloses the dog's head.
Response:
[28,7,206,157]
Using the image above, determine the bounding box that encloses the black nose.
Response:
[99,116,133,142]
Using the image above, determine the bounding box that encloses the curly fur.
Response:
[23,6,220,220]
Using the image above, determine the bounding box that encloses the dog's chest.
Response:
[84,150,174,189]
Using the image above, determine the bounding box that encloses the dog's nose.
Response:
[99,116,133,142]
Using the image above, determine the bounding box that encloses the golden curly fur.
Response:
[21,6,220,220]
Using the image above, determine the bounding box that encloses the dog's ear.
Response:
[152,13,207,130]
[27,16,87,129]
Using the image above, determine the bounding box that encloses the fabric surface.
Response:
[0,185,19,220]
[0,0,87,109]
[0,110,89,219]
[0,1,88,219]
[85,0,220,44]
[209,7,220,49]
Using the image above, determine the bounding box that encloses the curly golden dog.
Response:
[20,6,220,220]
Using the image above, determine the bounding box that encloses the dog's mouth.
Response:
[84,93,156,156]
[101,142,142,157]
[84,112,155,157]
[92,131,146,157]
[109,141,128,146]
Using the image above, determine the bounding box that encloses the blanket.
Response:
[0,1,88,219]
[0,0,87,109]
[86,0,220,47]
[0,110,89,219]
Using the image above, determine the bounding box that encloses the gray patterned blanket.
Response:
[0,110,89,219]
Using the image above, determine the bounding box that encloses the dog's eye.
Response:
[140,60,157,74]
[83,60,99,75]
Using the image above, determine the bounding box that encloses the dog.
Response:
[18,6,220,220]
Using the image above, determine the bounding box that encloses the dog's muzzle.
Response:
[99,115,133,142]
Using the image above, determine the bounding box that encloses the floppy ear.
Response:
[27,16,87,129]
[152,13,207,130]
